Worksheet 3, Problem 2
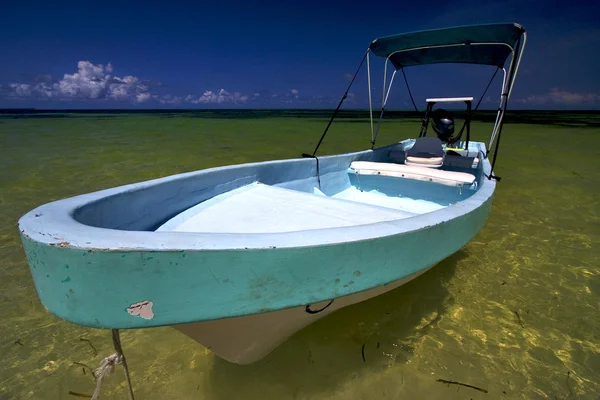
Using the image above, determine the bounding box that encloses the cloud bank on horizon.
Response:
[2,61,251,105]
[2,60,597,109]
[1,0,598,109]
[1,61,336,107]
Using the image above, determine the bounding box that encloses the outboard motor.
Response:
[431,109,455,143]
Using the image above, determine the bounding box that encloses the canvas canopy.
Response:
[307,22,527,182]
[369,23,525,68]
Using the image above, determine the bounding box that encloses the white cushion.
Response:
[350,161,476,187]
[405,156,444,168]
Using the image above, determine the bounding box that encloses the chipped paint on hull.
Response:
[127,300,155,320]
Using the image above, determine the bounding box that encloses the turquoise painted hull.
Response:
[18,140,496,330]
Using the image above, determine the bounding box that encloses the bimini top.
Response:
[369,23,525,69]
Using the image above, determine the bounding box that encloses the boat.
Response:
[18,23,527,365]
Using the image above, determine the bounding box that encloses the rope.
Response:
[474,67,500,111]
[91,329,135,400]
[401,68,419,112]
[301,153,321,188]
[309,48,370,157]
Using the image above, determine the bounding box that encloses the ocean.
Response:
[1,110,598,399]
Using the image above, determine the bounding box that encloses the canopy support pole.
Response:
[488,68,508,153]
[367,52,374,143]
[487,32,527,180]
[371,62,397,149]
[486,67,507,158]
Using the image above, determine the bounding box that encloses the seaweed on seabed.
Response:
[80,337,98,356]
[68,391,92,398]
[437,378,488,393]
[72,361,96,379]
[565,371,573,396]
[69,390,92,399]
[514,311,525,328]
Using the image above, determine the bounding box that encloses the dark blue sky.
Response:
[1,0,598,109]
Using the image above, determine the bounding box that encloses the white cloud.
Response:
[8,83,32,97]
[183,88,249,104]
[56,61,110,99]
[291,89,299,95]
[136,93,152,103]
[2,61,152,103]
[517,88,599,105]
[156,94,182,104]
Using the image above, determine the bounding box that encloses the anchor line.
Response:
[90,329,135,400]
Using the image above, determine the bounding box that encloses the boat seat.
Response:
[404,137,445,168]
[349,161,476,187]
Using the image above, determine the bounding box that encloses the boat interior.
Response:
[155,137,485,235]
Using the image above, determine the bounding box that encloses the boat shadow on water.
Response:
[206,249,467,399]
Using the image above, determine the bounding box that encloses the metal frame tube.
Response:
[371,61,397,148]
[387,42,514,61]
[508,33,527,100]
[381,60,388,106]
[488,67,507,151]
[488,32,527,155]
[487,32,527,179]
[367,52,374,143]
[383,69,397,107]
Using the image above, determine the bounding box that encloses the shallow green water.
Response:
[1,112,599,400]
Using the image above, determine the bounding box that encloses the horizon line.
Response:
[1,108,598,113]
